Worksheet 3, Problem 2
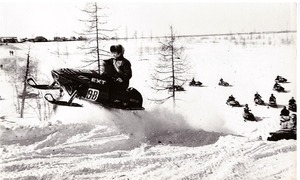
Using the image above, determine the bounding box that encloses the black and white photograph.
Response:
[0,1,297,179]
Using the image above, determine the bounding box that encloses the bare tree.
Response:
[20,47,31,118]
[78,2,114,73]
[1,48,49,120]
[150,26,190,106]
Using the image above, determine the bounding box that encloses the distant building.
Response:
[78,36,87,41]
[0,37,18,43]
[69,36,76,41]
[61,37,68,41]
[20,38,28,42]
[54,36,62,41]
[34,36,48,42]
[53,36,69,41]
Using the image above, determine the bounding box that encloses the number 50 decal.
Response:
[85,88,99,101]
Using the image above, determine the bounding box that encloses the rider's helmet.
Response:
[110,44,125,54]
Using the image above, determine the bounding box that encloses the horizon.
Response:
[0,29,297,41]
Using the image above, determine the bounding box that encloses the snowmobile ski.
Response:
[44,93,82,107]
[27,78,60,90]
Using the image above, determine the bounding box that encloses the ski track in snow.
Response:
[0,38,297,179]
[0,100,296,180]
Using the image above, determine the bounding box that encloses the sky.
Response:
[0,2,297,39]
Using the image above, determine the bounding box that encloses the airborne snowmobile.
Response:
[27,68,144,110]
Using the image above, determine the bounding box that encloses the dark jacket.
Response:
[244,107,251,114]
[289,98,296,105]
[269,95,276,102]
[103,55,132,90]
[280,107,290,116]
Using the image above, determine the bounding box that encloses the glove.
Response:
[115,77,123,83]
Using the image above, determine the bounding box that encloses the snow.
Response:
[0,34,297,179]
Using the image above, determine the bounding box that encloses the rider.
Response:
[254,92,261,100]
[269,94,276,103]
[280,106,290,116]
[273,82,281,89]
[103,44,132,92]
[289,97,296,105]
[227,95,235,102]
[219,78,224,84]
[290,114,297,129]
[244,104,251,114]
[191,78,196,84]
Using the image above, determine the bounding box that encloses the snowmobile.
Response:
[243,112,256,122]
[267,129,296,141]
[268,99,278,108]
[218,81,230,87]
[288,103,297,112]
[268,115,296,140]
[273,85,285,92]
[167,85,185,91]
[254,97,265,105]
[189,80,202,87]
[226,100,241,107]
[275,76,287,83]
[27,68,144,110]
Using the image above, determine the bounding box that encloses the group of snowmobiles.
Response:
[273,75,287,92]
[223,75,296,141]
[205,75,296,141]
[230,93,296,141]
[188,78,230,87]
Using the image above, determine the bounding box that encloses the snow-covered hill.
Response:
[0,34,297,179]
